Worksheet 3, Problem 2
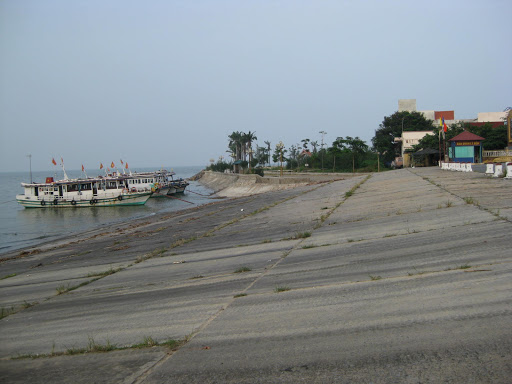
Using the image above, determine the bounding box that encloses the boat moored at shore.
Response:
[16,175,152,208]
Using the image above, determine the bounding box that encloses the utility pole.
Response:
[319,131,326,171]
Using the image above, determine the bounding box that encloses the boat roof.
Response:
[21,175,130,187]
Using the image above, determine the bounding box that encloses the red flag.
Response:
[52,158,57,166]
[125,162,129,169]
[61,157,64,164]
[100,163,104,169]
[443,117,448,133]
[82,164,85,172]
[120,159,124,165]
[111,161,115,168]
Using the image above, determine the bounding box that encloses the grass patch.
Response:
[274,286,290,293]
[132,336,159,348]
[0,305,16,320]
[458,264,471,269]
[369,275,382,281]
[56,279,96,295]
[293,231,312,239]
[135,247,168,264]
[234,293,247,298]
[463,197,474,205]
[234,266,252,273]
[13,336,185,360]
[301,244,318,249]
[190,275,204,279]
[1,273,17,280]
[87,266,123,278]
[22,300,37,309]
[445,200,453,208]
[262,239,272,243]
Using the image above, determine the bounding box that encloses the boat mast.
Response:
[60,158,69,180]
[27,154,32,183]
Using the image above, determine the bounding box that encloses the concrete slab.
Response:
[1,168,511,382]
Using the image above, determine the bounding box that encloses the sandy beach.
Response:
[1,168,511,383]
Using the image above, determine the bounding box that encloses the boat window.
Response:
[67,184,79,192]
[106,181,117,189]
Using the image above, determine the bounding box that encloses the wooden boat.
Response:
[16,174,152,208]
[168,176,189,195]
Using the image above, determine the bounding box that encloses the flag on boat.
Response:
[111,161,115,168]
[52,158,57,166]
[100,163,104,169]
[120,159,124,165]
[125,162,129,169]
[61,157,64,165]
[82,164,85,172]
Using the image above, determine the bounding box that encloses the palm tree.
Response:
[244,131,257,169]
[264,140,271,167]
[228,131,243,161]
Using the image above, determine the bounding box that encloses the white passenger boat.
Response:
[126,169,174,196]
[16,175,152,208]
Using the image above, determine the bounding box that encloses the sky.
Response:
[1,0,511,172]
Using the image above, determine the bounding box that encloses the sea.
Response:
[0,166,212,254]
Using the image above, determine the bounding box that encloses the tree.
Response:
[287,144,300,169]
[471,123,507,150]
[273,143,287,164]
[372,111,434,165]
[228,131,244,162]
[412,121,508,154]
[243,131,257,169]
[255,146,268,167]
[330,136,369,171]
[264,140,272,166]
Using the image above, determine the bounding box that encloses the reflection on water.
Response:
[0,166,210,253]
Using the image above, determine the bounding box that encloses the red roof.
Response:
[449,131,485,142]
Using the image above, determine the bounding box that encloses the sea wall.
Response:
[197,171,311,197]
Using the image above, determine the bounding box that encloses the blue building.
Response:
[448,131,485,163]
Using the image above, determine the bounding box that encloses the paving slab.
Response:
[1,168,511,383]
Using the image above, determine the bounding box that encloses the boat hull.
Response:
[16,192,152,208]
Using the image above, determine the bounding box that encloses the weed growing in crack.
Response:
[463,197,474,205]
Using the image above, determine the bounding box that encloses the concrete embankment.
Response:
[196,171,346,197]
[1,168,511,383]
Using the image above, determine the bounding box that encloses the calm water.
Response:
[0,166,211,254]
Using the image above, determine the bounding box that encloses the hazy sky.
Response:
[1,0,511,172]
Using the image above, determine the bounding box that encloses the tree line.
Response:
[207,111,508,173]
